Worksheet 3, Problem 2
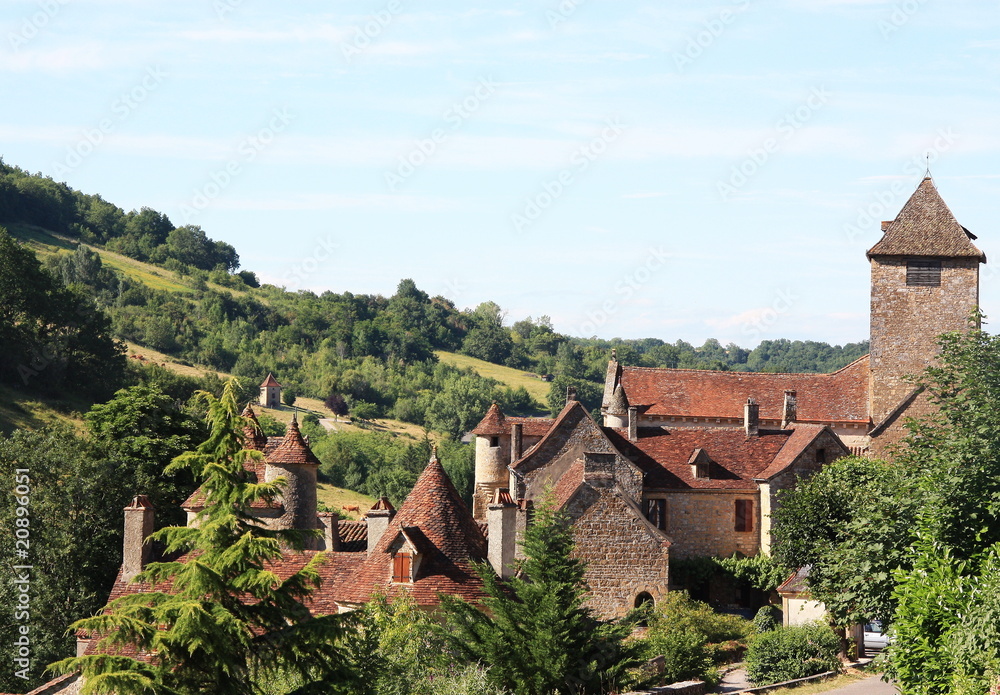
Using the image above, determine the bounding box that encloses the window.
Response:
[907,260,941,287]
[392,552,412,583]
[489,436,499,448]
[816,448,826,464]
[644,498,667,531]
[735,499,754,533]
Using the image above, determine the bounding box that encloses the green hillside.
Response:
[434,350,551,403]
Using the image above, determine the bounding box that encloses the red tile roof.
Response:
[337,455,489,606]
[755,424,846,480]
[241,404,269,451]
[471,403,554,438]
[268,418,320,466]
[617,355,870,424]
[260,373,281,388]
[605,427,793,490]
[868,177,985,260]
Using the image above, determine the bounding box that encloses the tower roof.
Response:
[267,418,320,466]
[240,403,269,451]
[261,372,281,388]
[338,452,488,606]
[867,177,985,261]
[471,402,506,436]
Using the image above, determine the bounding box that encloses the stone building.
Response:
[259,372,282,408]
[465,175,984,615]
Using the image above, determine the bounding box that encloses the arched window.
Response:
[634,592,654,609]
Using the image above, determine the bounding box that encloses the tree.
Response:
[770,455,918,627]
[324,392,348,420]
[52,379,357,695]
[0,428,128,693]
[440,497,639,695]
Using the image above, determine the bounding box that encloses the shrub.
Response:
[753,605,779,634]
[745,622,840,686]
[647,592,752,645]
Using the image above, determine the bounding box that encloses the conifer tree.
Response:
[439,498,639,695]
[52,379,357,695]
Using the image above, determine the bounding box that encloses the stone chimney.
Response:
[781,390,797,429]
[744,398,759,437]
[510,423,523,464]
[122,495,155,583]
[566,385,578,403]
[366,497,395,555]
[319,512,341,551]
[627,406,639,442]
[487,488,517,579]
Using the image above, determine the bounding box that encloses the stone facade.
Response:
[660,491,759,560]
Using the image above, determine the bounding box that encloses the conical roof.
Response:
[607,383,630,416]
[240,403,268,451]
[267,418,320,466]
[338,453,489,605]
[867,177,985,260]
[471,402,506,436]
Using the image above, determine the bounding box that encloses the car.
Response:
[864,620,889,652]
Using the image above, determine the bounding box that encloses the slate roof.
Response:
[471,403,554,437]
[336,454,489,606]
[867,177,985,260]
[605,427,795,490]
[615,355,870,424]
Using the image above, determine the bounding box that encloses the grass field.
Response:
[0,383,88,435]
[434,350,551,404]
[316,483,377,519]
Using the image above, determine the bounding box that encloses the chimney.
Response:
[627,406,639,442]
[781,390,797,429]
[122,495,155,583]
[366,497,395,556]
[510,423,523,464]
[487,488,517,579]
[566,385,578,404]
[319,512,341,551]
[744,398,759,437]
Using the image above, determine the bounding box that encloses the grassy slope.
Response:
[316,484,377,519]
[434,350,551,403]
[0,384,88,436]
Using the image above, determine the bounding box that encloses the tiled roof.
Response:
[261,373,281,388]
[617,355,870,424]
[337,455,489,606]
[777,565,811,597]
[241,404,269,451]
[338,519,368,552]
[182,450,281,511]
[552,460,585,509]
[268,419,320,466]
[756,424,847,480]
[867,177,985,260]
[605,427,792,490]
[471,403,554,437]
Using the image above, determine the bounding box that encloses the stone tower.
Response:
[264,416,320,540]
[260,373,282,408]
[868,177,985,450]
[471,403,510,519]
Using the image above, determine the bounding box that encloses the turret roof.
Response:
[867,177,985,260]
[267,418,320,466]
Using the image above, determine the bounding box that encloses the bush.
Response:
[753,605,779,634]
[745,622,840,686]
[638,592,751,686]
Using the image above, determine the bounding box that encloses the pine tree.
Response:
[52,379,357,695]
[440,498,639,695]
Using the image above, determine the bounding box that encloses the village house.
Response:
[32,176,986,693]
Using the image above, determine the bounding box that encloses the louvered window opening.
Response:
[907,260,941,287]
[392,552,412,583]
[735,499,754,533]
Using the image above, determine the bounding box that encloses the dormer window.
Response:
[688,448,711,479]
[392,552,412,583]
[907,260,941,287]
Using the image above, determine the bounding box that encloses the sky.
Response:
[2,0,999,349]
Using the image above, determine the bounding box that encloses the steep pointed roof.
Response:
[607,383,630,416]
[337,453,489,606]
[267,418,320,466]
[240,404,269,451]
[867,177,985,260]
[261,372,281,388]
[471,402,506,436]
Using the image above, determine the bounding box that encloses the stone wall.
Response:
[664,490,759,559]
[869,256,978,441]
[563,485,670,619]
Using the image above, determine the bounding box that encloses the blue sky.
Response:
[2,0,999,348]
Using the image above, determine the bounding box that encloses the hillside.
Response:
[434,350,551,403]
